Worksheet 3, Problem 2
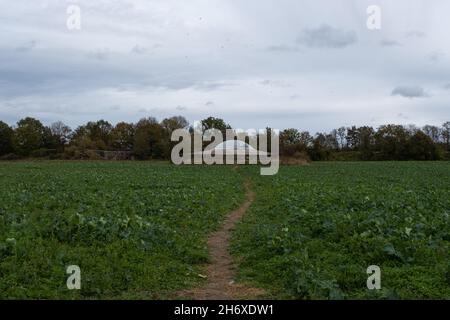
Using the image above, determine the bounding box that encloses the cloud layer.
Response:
[0,0,449,132]
[392,86,428,98]
[297,25,357,48]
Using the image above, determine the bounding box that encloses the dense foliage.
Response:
[232,162,450,299]
[0,162,243,299]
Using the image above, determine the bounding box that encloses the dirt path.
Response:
[175,180,265,300]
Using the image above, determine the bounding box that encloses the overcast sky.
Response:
[0,0,449,132]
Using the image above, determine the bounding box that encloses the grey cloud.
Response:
[297,24,357,48]
[131,45,149,55]
[0,45,224,99]
[428,51,445,63]
[205,101,214,107]
[391,86,428,98]
[176,106,187,111]
[87,48,111,60]
[260,80,292,88]
[266,45,300,52]
[380,40,401,47]
[131,44,162,55]
[16,40,36,52]
[444,83,450,90]
[397,113,409,120]
[1,1,450,130]
[405,30,426,38]
[194,82,236,91]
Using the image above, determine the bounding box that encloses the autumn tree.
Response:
[110,122,135,151]
[161,116,189,134]
[358,126,375,160]
[72,120,113,150]
[133,117,165,159]
[161,116,189,156]
[309,133,331,160]
[407,130,441,160]
[280,128,300,146]
[374,125,409,160]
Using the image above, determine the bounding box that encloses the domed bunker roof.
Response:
[214,140,255,151]
[209,140,267,156]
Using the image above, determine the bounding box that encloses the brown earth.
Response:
[175,180,266,300]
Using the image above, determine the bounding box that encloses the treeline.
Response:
[0,116,449,161]
[0,116,190,160]
[280,123,450,161]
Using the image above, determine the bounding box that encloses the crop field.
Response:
[0,162,243,299]
[233,162,450,299]
[0,161,449,299]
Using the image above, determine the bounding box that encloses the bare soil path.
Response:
[175,179,266,300]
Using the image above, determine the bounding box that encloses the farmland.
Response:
[232,162,450,299]
[0,162,244,299]
[0,161,449,299]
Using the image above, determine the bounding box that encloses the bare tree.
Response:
[442,122,450,150]
[51,121,72,146]
[423,125,441,143]
[336,127,346,150]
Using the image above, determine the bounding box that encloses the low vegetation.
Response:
[0,162,243,299]
[232,162,450,299]
[1,162,448,299]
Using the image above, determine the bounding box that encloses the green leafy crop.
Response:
[0,162,243,299]
[232,162,450,299]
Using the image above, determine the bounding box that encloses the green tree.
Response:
[308,133,331,160]
[42,126,57,150]
[374,125,409,160]
[86,120,113,146]
[407,130,441,160]
[324,132,338,150]
[201,117,231,134]
[161,116,189,134]
[133,118,165,159]
[161,116,189,157]
[358,126,375,160]
[72,120,112,150]
[110,122,135,150]
[280,128,300,146]
[13,117,47,156]
[346,126,360,149]
[0,121,14,156]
